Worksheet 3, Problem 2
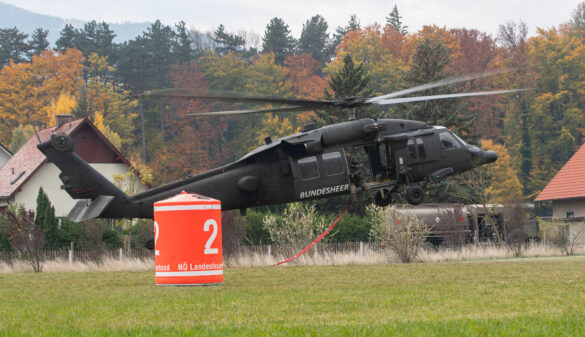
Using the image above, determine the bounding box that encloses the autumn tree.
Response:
[262,17,296,65]
[9,124,34,153]
[326,24,407,97]
[450,28,500,140]
[330,14,360,54]
[525,24,585,197]
[404,37,473,137]
[0,49,84,143]
[0,204,44,272]
[76,53,138,150]
[480,139,523,203]
[284,54,329,125]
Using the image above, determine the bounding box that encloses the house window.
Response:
[566,211,574,219]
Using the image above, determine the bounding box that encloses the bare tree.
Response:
[540,218,585,255]
[0,205,44,272]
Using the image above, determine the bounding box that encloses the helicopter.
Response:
[37,71,524,222]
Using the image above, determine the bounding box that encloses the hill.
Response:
[0,1,150,45]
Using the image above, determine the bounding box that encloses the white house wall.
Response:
[552,198,585,219]
[14,163,134,217]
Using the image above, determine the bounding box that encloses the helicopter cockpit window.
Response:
[322,152,343,176]
[298,156,319,180]
[408,139,416,160]
[416,138,426,159]
[439,132,462,150]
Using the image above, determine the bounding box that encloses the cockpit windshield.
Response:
[451,132,467,146]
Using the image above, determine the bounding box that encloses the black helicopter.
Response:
[37,72,523,221]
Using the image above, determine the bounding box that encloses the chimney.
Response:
[56,114,72,130]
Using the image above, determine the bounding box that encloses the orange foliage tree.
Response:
[0,49,84,143]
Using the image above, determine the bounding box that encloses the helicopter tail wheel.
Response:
[406,185,425,205]
[375,188,393,207]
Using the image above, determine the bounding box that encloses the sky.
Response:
[4,0,583,38]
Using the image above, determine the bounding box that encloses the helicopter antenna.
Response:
[33,125,41,144]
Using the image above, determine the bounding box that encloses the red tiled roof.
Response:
[535,143,585,201]
[0,119,84,197]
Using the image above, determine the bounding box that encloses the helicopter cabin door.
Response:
[290,147,350,201]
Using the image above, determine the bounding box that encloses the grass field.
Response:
[1,256,584,336]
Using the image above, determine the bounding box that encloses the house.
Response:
[0,143,11,169]
[535,143,585,247]
[0,115,144,218]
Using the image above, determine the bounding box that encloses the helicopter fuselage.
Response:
[37,118,497,221]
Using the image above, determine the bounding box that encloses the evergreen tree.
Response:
[298,14,331,66]
[213,24,245,55]
[76,21,117,60]
[326,54,371,98]
[34,187,59,249]
[386,5,408,35]
[262,17,296,65]
[28,28,49,57]
[54,24,77,53]
[323,54,372,122]
[174,21,194,62]
[404,38,472,136]
[0,27,30,66]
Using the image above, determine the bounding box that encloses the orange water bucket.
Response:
[153,192,223,285]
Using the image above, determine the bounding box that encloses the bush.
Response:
[330,213,371,242]
[263,202,327,246]
[369,205,429,263]
[243,209,271,245]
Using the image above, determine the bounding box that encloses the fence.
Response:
[0,242,386,263]
[228,242,388,258]
[0,248,153,263]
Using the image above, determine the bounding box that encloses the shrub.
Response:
[369,205,429,263]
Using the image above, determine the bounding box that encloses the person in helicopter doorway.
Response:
[349,158,374,204]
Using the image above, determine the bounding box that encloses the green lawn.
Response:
[1,256,584,336]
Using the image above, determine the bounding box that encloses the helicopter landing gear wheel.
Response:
[375,188,393,207]
[406,185,425,205]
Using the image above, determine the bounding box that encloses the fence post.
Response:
[360,241,364,258]
[314,243,318,257]
[267,244,271,258]
[119,248,123,261]
[68,242,74,265]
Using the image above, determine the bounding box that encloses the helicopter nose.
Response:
[482,150,498,164]
[468,146,498,167]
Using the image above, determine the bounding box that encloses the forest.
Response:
[1,4,584,245]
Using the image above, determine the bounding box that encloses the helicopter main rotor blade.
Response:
[185,105,325,116]
[143,88,332,107]
[373,88,531,105]
[366,69,511,103]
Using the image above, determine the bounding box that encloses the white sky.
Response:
[4,0,583,37]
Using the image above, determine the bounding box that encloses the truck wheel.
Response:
[406,185,425,205]
[375,188,392,207]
